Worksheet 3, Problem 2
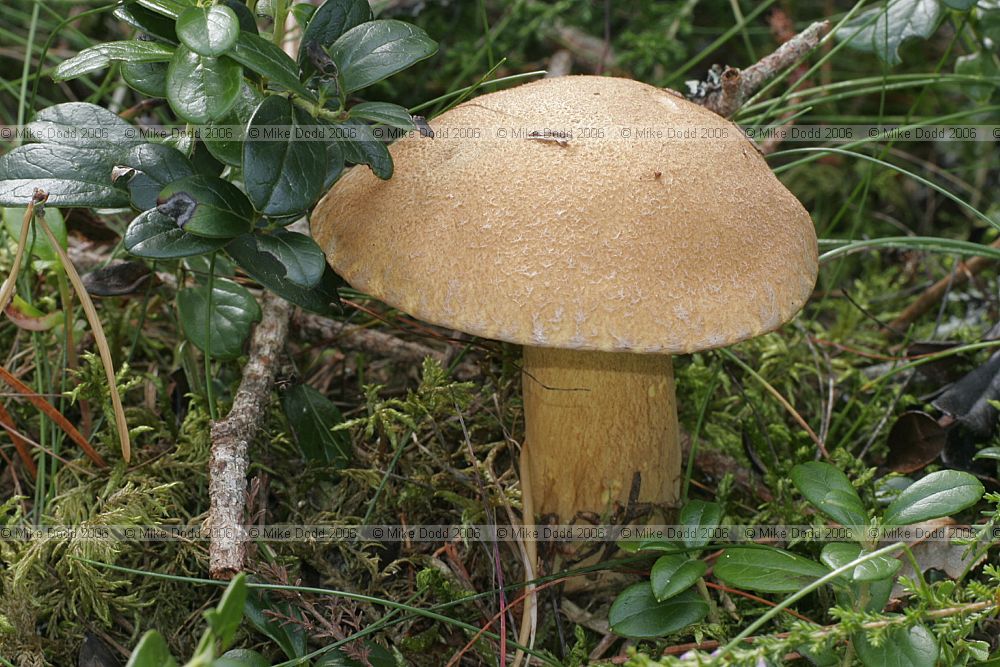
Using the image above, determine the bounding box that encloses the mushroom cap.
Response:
[311,75,818,354]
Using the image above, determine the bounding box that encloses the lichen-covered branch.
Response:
[690,20,829,117]
[208,291,291,579]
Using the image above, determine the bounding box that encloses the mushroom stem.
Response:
[521,347,681,523]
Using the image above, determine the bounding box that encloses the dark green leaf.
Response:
[314,644,394,667]
[854,624,938,667]
[157,175,253,238]
[177,278,261,359]
[790,461,867,528]
[204,573,247,650]
[166,45,242,123]
[281,384,351,464]
[0,144,129,207]
[349,101,414,129]
[227,238,342,314]
[679,499,722,549]
[114,4,178,42]
[122,59,169,97]
[323,135,345,189]
[125,631,178,667]
[243,96,326,216]
[609,585,708,639]
[329,20,437,93]
[219,0,258,33]
[203,83,263,166]
[124,143,195,210]
[134,0,191,19]
[836,0,940,65]
[227,230,325,287]
[338,120,392,179]
[27,102,140,150]
[244,591,308,660]
[177,4,239,56]
[53,40,175,81]
[214,649,269,667]
[650,555,706,602]
[883,470,984,525]
[941,0,977,9]
[714,546,830,593]
[298,0,371,73]
[229,32,315,99]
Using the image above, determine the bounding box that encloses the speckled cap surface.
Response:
[311,75,818,354]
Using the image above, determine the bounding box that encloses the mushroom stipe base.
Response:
[521,346,681,523]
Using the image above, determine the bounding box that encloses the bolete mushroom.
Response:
[311,75,817,523]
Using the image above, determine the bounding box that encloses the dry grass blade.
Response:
[0,364,106,467]
[0,202,36,314]
[33,192,131,462]
[0,400,37,478]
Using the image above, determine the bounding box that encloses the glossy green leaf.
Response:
[836,0,940,65]
[329,20,437,93]
[650,555,707,602]
[53,40,174,81]
[114,3,178,41]
[714,546,830,593]
[3,206,67,262]
[135,0,191,20]
[281,383,351,464]
[854,624,938,667]
[177,4,239,56]
[338,120,392,179]
[609,584,708,639]
[125,630,178,667]
[299,0,371,72]
[178,278,261,359]
[203,573,247,650]
[679,499,723,549]
[27,102,141,150]
[974,447,1000,461]
[203,83,263,166]
[157,175,253,238]
[0,144,130,207]
[243,97,326,216]
[790,461,867,528]
[214,649,269,667]
[122,59,169,97]
[323,135,345,189]
[226,231,325,287]
[883,470,984,525]
[124,143,195,210]
[167,45,242,123]
[820,542,901,582]
[220,0,258,33]
[229,32,314,99]
[226,237,341,314]
[349,101,414,129]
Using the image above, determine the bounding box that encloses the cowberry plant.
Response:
[610,463,992,665]
[0,0,436,386]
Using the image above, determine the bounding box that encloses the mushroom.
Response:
[311,75,817,523]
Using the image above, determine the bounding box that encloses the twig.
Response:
[886,242,1000,334]
[208,291,292,579]
[690,20,829,117]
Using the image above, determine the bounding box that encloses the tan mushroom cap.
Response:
[311,75,818,354]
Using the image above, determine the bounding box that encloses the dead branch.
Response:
[209,291,292,579]
[293,312,480,380]
[886,240,1000,335]
[690,20,829,118]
